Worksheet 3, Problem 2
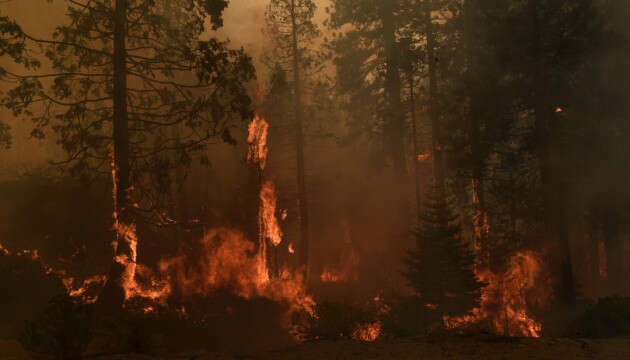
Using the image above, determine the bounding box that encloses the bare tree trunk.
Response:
[426,0,444,191]
[382,3,406,176]
[409,71,422,221]
[98,0,132,310]
[290,0,309,280]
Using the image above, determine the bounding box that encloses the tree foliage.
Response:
[405,186,485,317]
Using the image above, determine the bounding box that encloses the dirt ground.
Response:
[3,335,630,359]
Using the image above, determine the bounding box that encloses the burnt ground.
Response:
[3,335,630,359]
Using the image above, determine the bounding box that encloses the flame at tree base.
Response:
[445,251,550,337]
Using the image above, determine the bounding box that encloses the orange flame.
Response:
[110,146,170,304]
[445,251,548,337]
[158,228,315,317]
[351,321,382,342]
[260,180,283,247]
[248,115,269,170]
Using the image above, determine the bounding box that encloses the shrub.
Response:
[308,301,370,340]
[0,253,66,339]
[20,295,93,359]
[382,296,439,337]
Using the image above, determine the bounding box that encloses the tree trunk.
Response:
[98,0,132,310]
[382,3,406,176]
[409,70,422,221]
[464,0,488,266]
[426,0,444,191]
[290,0,309,280]
[529,0,575,306]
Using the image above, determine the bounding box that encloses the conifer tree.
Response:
[405,185,485,318]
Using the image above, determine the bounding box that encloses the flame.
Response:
[109,146,170,304]
[320,220,359,283]
[64,275,108,303]
[248,115,269,170]
[445,251,548,337]
[158,228,315,317]
[288,243,295,254]
[351,321,382,342]
[472,178,489,263]
[260,180,283,247]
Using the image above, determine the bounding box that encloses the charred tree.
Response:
[289,0,310,277]
[463,0,488,266]
[98,0,132,310]
[529,0,576,306]
[265,0,320,279]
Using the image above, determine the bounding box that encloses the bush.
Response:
[382,296,439,337]
[567,296,630,338]
[308,301,371,340]
[20,295,93,359]
[0,253,66,339]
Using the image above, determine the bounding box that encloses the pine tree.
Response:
[405,185,485,318]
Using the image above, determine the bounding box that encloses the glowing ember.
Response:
[288,243,295,254]
[351,321,382,342]
[260,180,283,247]
[0,241,7,255]
[417,153,431,162]
[247,114,270,170]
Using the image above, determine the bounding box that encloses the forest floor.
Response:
[3,335,630,359]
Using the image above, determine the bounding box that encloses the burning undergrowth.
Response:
[444,250,553,337]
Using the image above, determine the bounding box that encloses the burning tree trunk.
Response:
[289,0,310,279]
[97,0,134,311]
[464,0,489,266]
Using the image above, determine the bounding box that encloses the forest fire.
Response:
[2,1,630,357]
